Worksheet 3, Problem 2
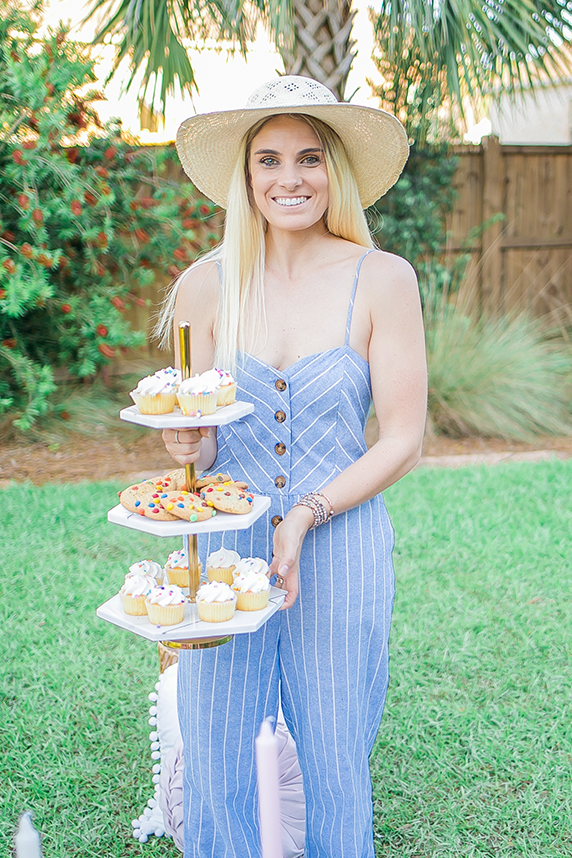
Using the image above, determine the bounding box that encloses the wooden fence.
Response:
[446,136,572,316]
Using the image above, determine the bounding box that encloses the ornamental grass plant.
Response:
[423,268,572,441]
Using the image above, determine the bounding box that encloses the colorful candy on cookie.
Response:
[176,372,218,416]
[129,367,180,414]
[164,548,203,587]
[196,472,249,490]
[145,585,186,626]
[196,580,237,623]
[120,573,155,616]
[161,491,216,522]
[128,559,165,587]
[206,547,241,585]
[200,483,254,514]
[231,558,271,611]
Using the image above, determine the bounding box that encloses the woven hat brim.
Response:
[176,103,409,209]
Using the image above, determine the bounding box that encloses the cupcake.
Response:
[128,559,165,588]
[145,585,186,625]
[216,370,237,406]
[120,573,155,616]
[164,548,202,588]
[231,558,271,611]
[129,367,179,414]
[176,372,218,416]
[196,580,237,623]
[206,547,241,585]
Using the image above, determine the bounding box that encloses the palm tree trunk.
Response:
[279,0,357,102]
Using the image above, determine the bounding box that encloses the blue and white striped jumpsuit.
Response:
[178,250,396,857]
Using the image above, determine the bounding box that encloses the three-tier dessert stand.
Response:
[97,322,285,649]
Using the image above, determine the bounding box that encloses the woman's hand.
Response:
[162,426,212,466]
[269,505,314,610]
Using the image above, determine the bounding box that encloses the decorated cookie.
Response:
[150,469,188,492]
[200,483,255,515]
[160,491,217,522]
[196,472,249,491]
[119,483,156,516]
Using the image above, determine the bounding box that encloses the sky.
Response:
[42,0,388,143]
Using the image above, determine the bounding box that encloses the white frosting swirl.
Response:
[200,368,223,390]
[232,557,269,580]
[218,370,235,387]
[178,372,218,396]
[121,573,154,598]
[207,547,241,569]
[196,581,237,604]
[153,366,182,386]
[231,558,270,594]
[146,585,186,606]
[132,373,177,396]
[129,559,164,582]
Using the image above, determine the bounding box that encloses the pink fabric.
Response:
[158,665,305,856]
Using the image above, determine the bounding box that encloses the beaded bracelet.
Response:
[293,491,335,529]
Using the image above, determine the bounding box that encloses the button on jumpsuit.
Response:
[177,251,395,857]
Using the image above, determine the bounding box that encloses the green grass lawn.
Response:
[2,461,571,856]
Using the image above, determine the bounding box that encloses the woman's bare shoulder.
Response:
[360,249,419,307]
[176,258,221,301]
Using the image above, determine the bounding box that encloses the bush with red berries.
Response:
[0,5,221,430]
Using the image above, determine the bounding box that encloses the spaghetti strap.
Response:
[344,249,376,345]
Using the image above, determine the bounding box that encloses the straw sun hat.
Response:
[176,76,409,210]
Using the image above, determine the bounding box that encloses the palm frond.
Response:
[371,0,572,142]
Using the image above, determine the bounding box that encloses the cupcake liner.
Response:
[145,600,186,625]
[235,589,270,612]
[165,564,202,588]
[130,391,177,414]
[207,565,236,586]
[216,383,237,407]
[197,599,236,623]
[120,592,149,616]
[176,391,218,416]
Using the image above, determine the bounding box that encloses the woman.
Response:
[159,76,427,858]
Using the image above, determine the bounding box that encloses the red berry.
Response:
[135,297,146,307]
[129,201,139,211]
[1,231,15,242]
[84,191,97,206]
[140,196,156,209]
[46,83,55,97]
[110,296,125,310]
[182,218,197,230]
[12,150,26,166]
[70,200,82,216]
[20,243,33,258]
[2,259,15,273]
[37,253,53,267]
[96,324,108,337]
[32,208,43,224]
[97,231,108,248]
[66,148,79,164]
[134,228,150,244]
[100,183,111,196]
[104,146,117,160]
[199,204,210,216]
[94,261,106,277]
[61,303,72,313]
[95,166,108,178]
[23,141,36,150]
[59,256,68,269]
[60,411,71,420]
[0,289,5,299]
[98,343,115,357]
[18,194,30,210]
[2,338,16,349]
[173,247,187,261]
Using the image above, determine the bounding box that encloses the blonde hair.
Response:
[156,114,375,370]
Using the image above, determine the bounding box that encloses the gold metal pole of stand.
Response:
[174,322,233,651]
[179,322,201,603]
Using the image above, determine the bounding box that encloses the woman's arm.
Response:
[162,260,221,468]
[271,252,427,608]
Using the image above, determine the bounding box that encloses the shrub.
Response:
[424,278,572,440]
[0,4,220,430]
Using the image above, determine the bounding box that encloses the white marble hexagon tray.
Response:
[107,495,271,536]
[96,587,286,642]
[119,400,254,429]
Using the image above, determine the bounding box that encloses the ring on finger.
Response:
[275,576,283,585]
[175,430,180,444]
